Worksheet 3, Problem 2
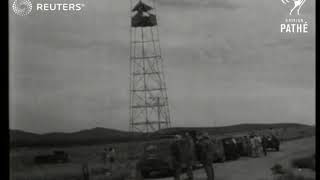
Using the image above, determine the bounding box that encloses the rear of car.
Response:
[52,151,69,163]
[240,137,251,156]
[137,139,175,178]
[222,137,240,160]
[234,137,251,156]
[211,138,226,162]
[264,136,280,151]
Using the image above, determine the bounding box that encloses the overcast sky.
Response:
[9,0,315,133]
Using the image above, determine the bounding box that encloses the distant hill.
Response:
[10,123,314,148]
[10,128,144,148]
[154,123,314,136]
[10,130,41,146]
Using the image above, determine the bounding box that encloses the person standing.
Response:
[261,135,268,156]
[243,136,251,156]
[170,134,194,180]
[269,128,276,137]
[102,148,108,165]
[107,147,116,174]
[170,134,184,180]
[250,135,257,157]
[196,132,214,180]
[256,135,263,156]
[184,132,195,180]
[82,162,90,180]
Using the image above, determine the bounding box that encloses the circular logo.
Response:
[12,0,32,16]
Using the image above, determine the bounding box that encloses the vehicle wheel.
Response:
[141,171,150,178]
[220,156,226,162]
[166,169,175,176]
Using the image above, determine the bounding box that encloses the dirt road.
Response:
[147,136,315,180]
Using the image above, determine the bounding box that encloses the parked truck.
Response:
[34,150,69,164]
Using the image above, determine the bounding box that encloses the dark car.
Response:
[221,137,240,160]
[241,136,252,156]
[234,136,251,156]
[136,139,176,178]
[137,136,203,178]
[34,150,69,164]
[262,135,280,151]
[211,138,226,162]
[234,137,245,156]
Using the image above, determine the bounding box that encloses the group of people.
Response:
[170,129,275,180]
[247,129,279,157]
[170,131,215,180]
[248,133,266,157]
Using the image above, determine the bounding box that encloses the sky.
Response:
[9,0,315,133]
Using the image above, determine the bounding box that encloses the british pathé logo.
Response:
[280,18,308,33]
[280,0,309,33]
[12,0,33,16]
[281,0,306,15]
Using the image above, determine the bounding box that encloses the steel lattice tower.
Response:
[129,0,171,132]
